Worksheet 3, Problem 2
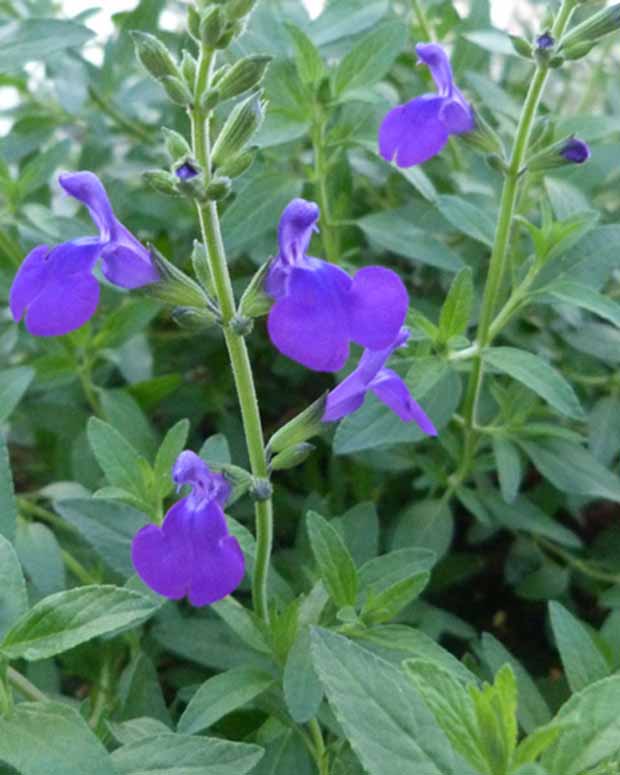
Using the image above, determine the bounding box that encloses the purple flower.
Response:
[9,171,159,337]
[323,328,437,434]
[266,199,409,372]
[175,161,199,181]
[131,450,244,607]
[536,32,555,49]
[560,137,591,164]
[378,42,475,168]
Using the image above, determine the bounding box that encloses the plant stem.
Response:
[411,0,433,41]
[309,718,329,775]
[7,667,48,703]
[535,536,620,585]
[460,0,577,472]
[312,121,339,264]
[190,50,273,623]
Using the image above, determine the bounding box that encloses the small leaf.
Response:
[492,438,522,503]
[0,366,34,424]
[87,417,151,500]
[283,627,323,723]
[549,602,610,693]
[153,419,190,498]
[286,23,325,85]
[0,534,28,640]
[439,267,474,344]
[483,347,584,420]
[306,512,358,608]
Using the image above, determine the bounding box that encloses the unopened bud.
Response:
[527,135,591,172]
[270,443,315,472]
[238,260,273,319]
[213,55,271,101]
[229,314,254,336]
[187,6,201,41]
[250,477,273,502]
[175,160,201,181]
[458,108,504,156]
[143,170,180,197]
[562,40,595,60]
[536,31,555,50]
[162,128,192,161]
[205,176,232,201]
[226,0,257,20]
[268,393,328,454]
[132,32,179,82]
[147,246,211,308]
[217,149,256,179]
[172,305,220,330]
[510,35,532,59]
[192,240,213,292]
[200,88,220,113]
[181,50,197,90]
[201,6,226,48]
[161,75,193,106]
[561,4,620,50]
[212,93,265,166]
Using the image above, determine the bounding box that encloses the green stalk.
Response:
[190,51,273,623]
[411,0,433,41]
[460,0,577,464]
[311,121,339,264]
[6,667,48,703]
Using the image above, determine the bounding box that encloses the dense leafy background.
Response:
[1,0,620,773]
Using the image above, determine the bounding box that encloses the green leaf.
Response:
[18,140,71,199]
[311,628,478,775]
[358,548,436,598]
[438,267,474,344]
[107,718,172,747]
[333,21,407,98]
[100,389,159,460]
[178,667,274,735]
[0,702,116,775]
[87,417,151,500]
[549,602,610,693]
[15,521,65,598]
[0,534,27,640]
[111,734,264,775]
[0,437,17,542]
[306,511,358,608]
[153,419,190,498]
[483,347,584,420]
[283,627,323,723]
[310,0,388,47]
[589,397,620,466]
[117,653,172,726]
[480,633,551,734]
[545,281,620,329]
[492,438,522,503]
[0,366,34,424]
[542,676,620,775]
[0,585,159,660]
[212,595,271,654]
[436,195,496,247]
[361,573,429,625]
[0,19,95,72]
[357,210,464,272]
[286,23,325,85]
[520,439,620,502]
[469,665,518,775]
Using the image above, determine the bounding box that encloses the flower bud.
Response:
[201,6,226,48]
[510,35,532,59]
[199,88,220,113]
[458,108,504,156]
[205,176,232,201]
[219,464,253,503]
[172,305,220,330]
[162,128,192,161]
[175,160,200,181]
[187,6,201,41]
[250,477,273,502]
[226,0,257,20]
[132,32,179,81]
[562,39,595,60]
[270,443,315,472]
[191,240,213,292]
[527,135,591,172]
[160,75,194,106]
[147,246,213,309]
[238,260,272,319]
[561,4,620,50]
[229,314,254,336]
[181,50,197,90]
[211,93,265,166]
[267,393,328,454]
[217,149,256,179]
[213,55,271,101]
[143,170,180,197]
[536,32,555,50]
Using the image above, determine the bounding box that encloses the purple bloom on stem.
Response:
[323,327,437,434]
[9,171,159,337]
[379,42,475,168]
[131,451,244,607]
[560,137,591,164]
[175,161,199,181]
[266,199,409,372]
[536,32,555,49]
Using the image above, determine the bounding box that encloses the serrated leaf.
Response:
[0,585,159,660]
[439,267,474,344]
[483,347,584,420]
[306,512,358,608]
[549,602,610,693]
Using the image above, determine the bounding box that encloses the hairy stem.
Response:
[460,0,577,472]
[190,50,273,623]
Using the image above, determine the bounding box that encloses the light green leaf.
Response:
[286,23,325,85]
[0,366,34,424]
[436,196,496,247]
[100,389,159,460]
[18,140,71,199]
[0,19,95,72]
[545,281,620,329]
[520,439,620,502]
[549,602,610,693]
[333,22,407,98]
[283,627,323,723]
[0,437,17,542]
[87,417,151,499]
[311,628,477,775]
[358,548,436,597]
[178,667,274,735]
[0,534,28,640]
[492,438,522,503]
[361,572,429,625]
[111,734,264,775]
[0,702,116,775]
[439,267,474,344]
[306,511,358,608]
[542,676,620,775]
[153,419,190,498]
[15,521,65,598]
[107,718,172,747]
[483,347,584,420]
[212,595,271,654]
[1,585,159,660]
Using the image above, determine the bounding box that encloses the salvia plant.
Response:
[1,0,620,773]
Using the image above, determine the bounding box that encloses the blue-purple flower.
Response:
[323,328,437,434]
[10,171,159,337]
[132,451,244,607]
[379,43,475,168]
[266,199,409,372]
[560,137,591,164]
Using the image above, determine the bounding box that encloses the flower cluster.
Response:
[10,171,158,336]
[132,451,244,606]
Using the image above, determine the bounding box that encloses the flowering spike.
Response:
[378,43,474,168]
[132,450,244,607]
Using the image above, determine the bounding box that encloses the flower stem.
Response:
[190,50,273,623]
[308,718,329,775]
[6,666,48,703]
[411,0,433,41]
[311,119,339,264]
[460,0,577,470]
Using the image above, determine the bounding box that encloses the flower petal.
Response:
[22,240,102,336]
[416,43,455,97]
[100,239,159,289]
[371,368,437,435]
[348,267,409,351]
[379,95,450,168]
[267,261,352,372]
[277,198,320,265]
[323,370,367,422]
[173,450,231,508]
[131,499,244,606]
[439,93,475,134]
[59,171,117,240]
[9,244,51,322]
